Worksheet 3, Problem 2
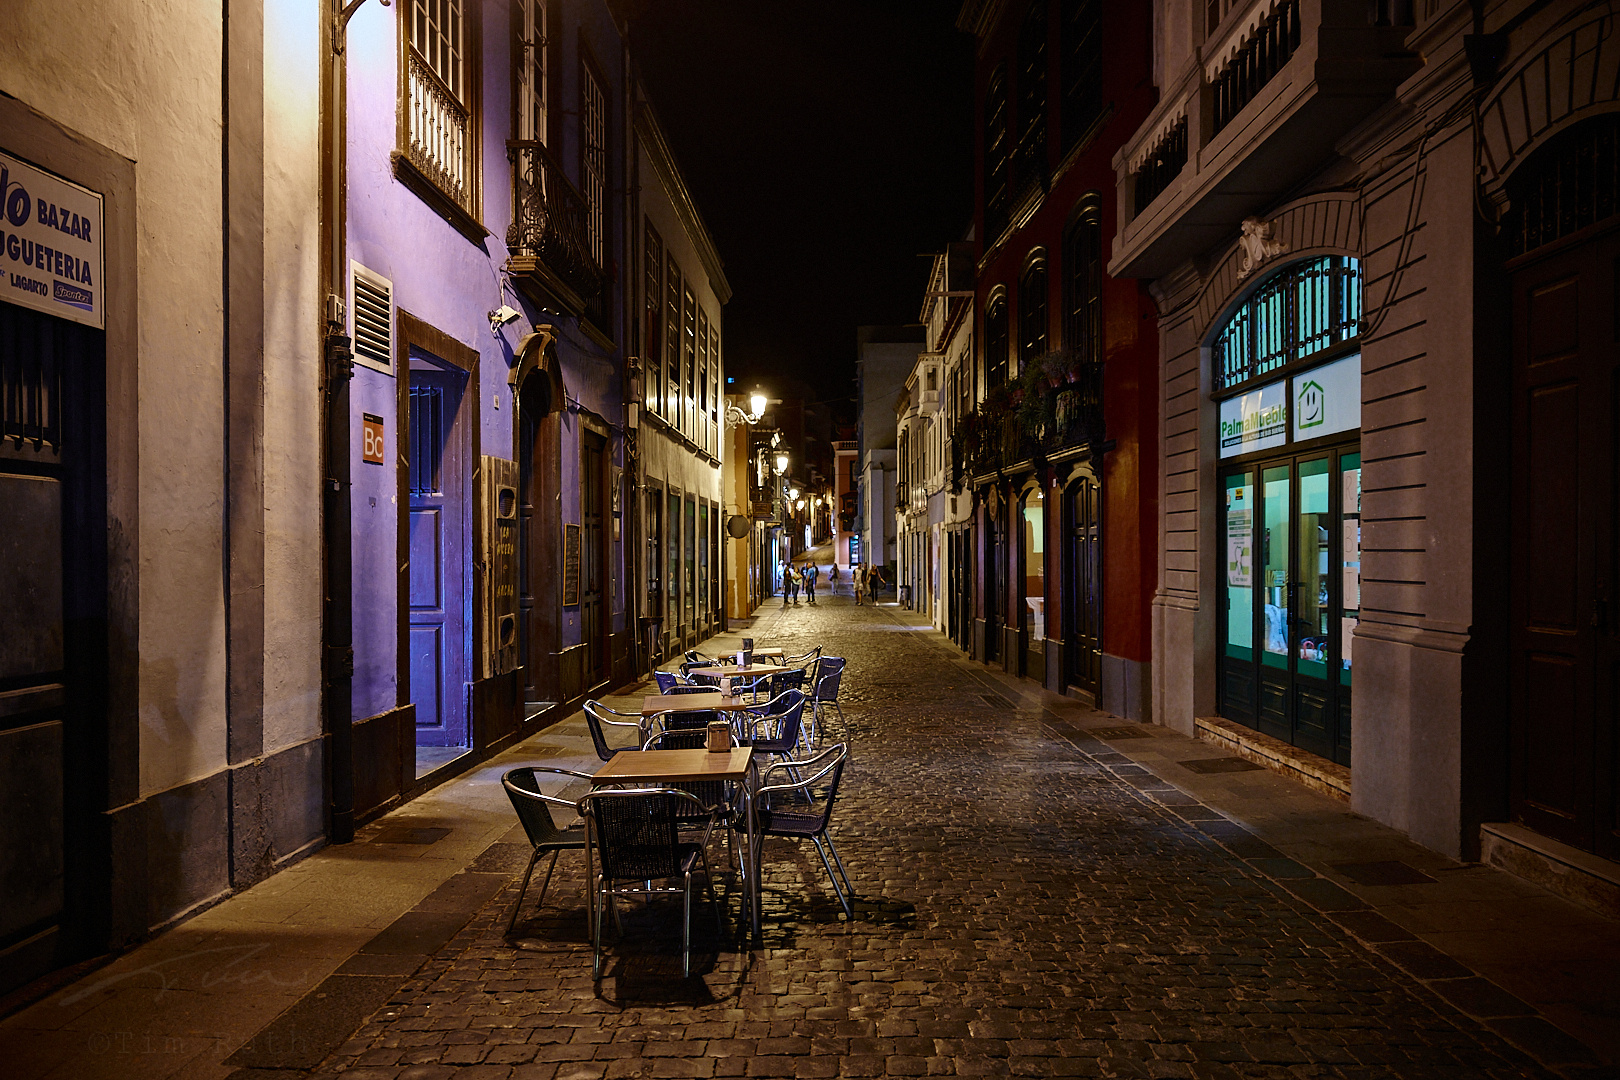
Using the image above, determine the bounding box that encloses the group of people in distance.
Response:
[781,559,885,607]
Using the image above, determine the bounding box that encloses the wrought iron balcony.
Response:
[952,358,1105,488]
[505,140,606,321]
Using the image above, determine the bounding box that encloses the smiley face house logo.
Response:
[1296,378,1325,429]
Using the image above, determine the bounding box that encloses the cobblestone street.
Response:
[296,589,1583,1080]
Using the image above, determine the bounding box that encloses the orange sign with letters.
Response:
[362,413,385,464]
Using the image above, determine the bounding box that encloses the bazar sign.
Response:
[0,148,104,329]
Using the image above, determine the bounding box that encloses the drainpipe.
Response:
[320,0,384,844]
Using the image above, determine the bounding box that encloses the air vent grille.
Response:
[353,272,392,369]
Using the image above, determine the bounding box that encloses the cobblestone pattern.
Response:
[311,599,1551,1080]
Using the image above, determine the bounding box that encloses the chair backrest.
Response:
[684,649,713,664]
[769,667,807,698]
[812,656,846,702]
[502,768,574,847]
[662,684,712,696]
[583,700,632,762]
[752,689,805,746]
[580,789,697,881]
[761,744,848,832]
[654,670,679,692]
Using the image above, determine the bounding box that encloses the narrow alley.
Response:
[3,582,1614,1080]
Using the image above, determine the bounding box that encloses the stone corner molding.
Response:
[1236,216,1287,280]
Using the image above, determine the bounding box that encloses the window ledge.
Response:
[391,152,489,247]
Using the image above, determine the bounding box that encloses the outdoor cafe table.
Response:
[590,747,763,937]
[639,692,752,716]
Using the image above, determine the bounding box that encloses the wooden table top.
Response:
[641,693,752,716]
[722,663,790,678]
[592,746,753,784]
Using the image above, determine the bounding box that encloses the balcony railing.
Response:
[1210,0,1301,137]
[506,139,605,317]
[407,52,471,212]
[1133,116,1188,216]
[952,358,1105,487]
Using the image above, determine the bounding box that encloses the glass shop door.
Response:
[1218,447,1357,765]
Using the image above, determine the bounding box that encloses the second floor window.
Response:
[1015,0,1048,191]
[1060,0,1103,153]
[1019,254,1048,372]
[984,63,1009,241]
[644,222,664,413]
[986,292,1009,391]
[516,0,546,144]
[1063,197,1101,364]
[581,62,607,267]
[406,0,473,211]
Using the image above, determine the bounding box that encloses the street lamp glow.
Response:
[787,486,800,501]
[774,451,789,473]
[749,390,767,418]
[795,499,806,511]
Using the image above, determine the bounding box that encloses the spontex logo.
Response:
[1296,379,1325,429]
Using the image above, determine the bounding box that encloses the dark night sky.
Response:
[628,1,975,414]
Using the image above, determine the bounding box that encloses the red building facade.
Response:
[956,0,1159,716]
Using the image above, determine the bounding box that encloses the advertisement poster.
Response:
[1226,488,1252,589]
[1218,380,1287,458]
[1342,519,1360,608]
[1,149,104,329]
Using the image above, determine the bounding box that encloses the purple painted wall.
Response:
[343,0,631,724]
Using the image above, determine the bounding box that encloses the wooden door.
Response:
[0,301,103,994]
[581,430,606,689]
[1066,474,1102,694]
[409,368,469,746]
[1510,227,1620,859]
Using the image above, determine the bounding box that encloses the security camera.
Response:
[488,304,522,332]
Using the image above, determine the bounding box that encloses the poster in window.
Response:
[1226,508,1252,588]
[563,523,581,607]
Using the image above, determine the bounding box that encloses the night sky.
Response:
[627,1,975,414]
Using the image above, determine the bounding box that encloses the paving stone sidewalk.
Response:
[302,594,1574,1080]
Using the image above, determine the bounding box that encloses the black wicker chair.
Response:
[501,767,592,938]
[578,787,722,977]
[753,744,853,918]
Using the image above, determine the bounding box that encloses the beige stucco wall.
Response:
[263,0,324,754]
[0,1,230,796]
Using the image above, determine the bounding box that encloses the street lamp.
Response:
[774,450,789,473]
[723,387,770,427]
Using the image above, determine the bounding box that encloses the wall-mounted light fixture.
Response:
[723,387,770,428]
[774,451,790,473]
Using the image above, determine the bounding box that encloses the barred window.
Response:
[1213,256,1361,391]
[406,0,473,210]
[581,63,607,267]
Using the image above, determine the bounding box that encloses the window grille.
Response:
[1507,114,1620,258]
[407,0,471,210]
[1213,256,1361,391]
[581,64,607,267]
[409,384,444,495]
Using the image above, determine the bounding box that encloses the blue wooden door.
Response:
[409,368,469,747]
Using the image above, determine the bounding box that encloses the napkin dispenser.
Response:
[705,720,731,753]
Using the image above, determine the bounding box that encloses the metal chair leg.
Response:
[811,836,853,918]
[591,876,605,979]
[825,835,854,900]
[682,870,693,978]
[531,849,561,915]
[506,847,543,935]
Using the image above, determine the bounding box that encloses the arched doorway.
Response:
[517,363,560,714]
[1505,114,1620,859]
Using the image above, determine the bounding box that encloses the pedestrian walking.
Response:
[805,561,818,604]
[853,564,865,606]
[867,566,884,604]
[829,564,840,595]
[788,564,801,605]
